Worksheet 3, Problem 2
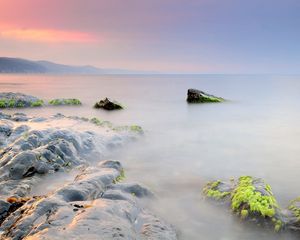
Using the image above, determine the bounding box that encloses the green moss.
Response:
[49,99,61,105]
[130,125,143,133]
[49,98,81,106]
[31,100,44,107]
[90,117,102,126]
[0,99,7,108]
[8,99,16,108]
[189,94,224,103]
[231,176,278,218]
[274,220,283,232]
[203,180,231,200]
[288,198,300,221]
[200,95,224,103]
[113,169,125,184]
[240,209,249,219]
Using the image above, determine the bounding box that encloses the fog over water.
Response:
[1,74,300,239]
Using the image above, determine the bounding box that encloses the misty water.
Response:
[1,74,300,239]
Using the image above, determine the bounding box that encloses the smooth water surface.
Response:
[1,74,300,239]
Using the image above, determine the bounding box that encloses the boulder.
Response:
[94,98,123,110]
[0,92,43,108]
[202,176,300,232]
[187,88,224,103]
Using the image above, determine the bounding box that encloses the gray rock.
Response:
[0,161,177,240]
[0,114,176,240]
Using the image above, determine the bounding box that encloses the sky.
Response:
[0,0,299,73]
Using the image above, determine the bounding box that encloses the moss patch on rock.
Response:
[89,117,143,134]
[203,180,231,200]
[113,169,126,184]
[231,176,278,218]
[49,98,81,106]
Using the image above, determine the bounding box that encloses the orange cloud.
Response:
[0,27,98,43]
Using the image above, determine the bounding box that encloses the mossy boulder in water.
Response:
[203,176,286,232]
[187,89,224,103]
[0,92,43,108]
[48,98,81,106]
[94,97,123,110]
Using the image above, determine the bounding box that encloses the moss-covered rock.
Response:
[203,176,286,232]
[203,180,232,200]
[287,198,300,231]
[0,92,44,108]
[187,89,224,103]
[48,98,81,106]
[94,98,123,110]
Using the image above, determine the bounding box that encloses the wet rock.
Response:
[0,112,11,120]
[94,97,123,110]
[187,88,224,103]
[0,114,175,239]
[0,123,12,137]
[0,114,136,198]
[0,162,177,240]
[109,183,155,198]
[0,92,43,108]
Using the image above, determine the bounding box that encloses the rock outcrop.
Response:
[94,98,123,110]
[203,176,300,233]
[187,89,224,103]
[0,92,43,108]
[0,113,176,239]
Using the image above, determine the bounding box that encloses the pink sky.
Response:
[0,0,299,73]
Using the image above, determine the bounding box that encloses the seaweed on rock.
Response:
[203,176,287,232]
[49,98,82,106]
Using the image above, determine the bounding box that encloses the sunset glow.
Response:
[0,0,299,73]
[1,28,98,43]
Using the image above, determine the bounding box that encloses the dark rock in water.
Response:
[94,97,123,110]
[0,92,44,108]
[187,88,224,103]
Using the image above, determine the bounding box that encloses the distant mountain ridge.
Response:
[0,57,144,74]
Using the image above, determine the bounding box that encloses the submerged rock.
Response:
[187,89,224,103]
[203,176,300,233]
[0,92,43,108]
[49,98,82,106]
[94,98,123,110]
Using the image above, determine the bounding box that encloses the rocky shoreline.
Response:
[0,112,177,239]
